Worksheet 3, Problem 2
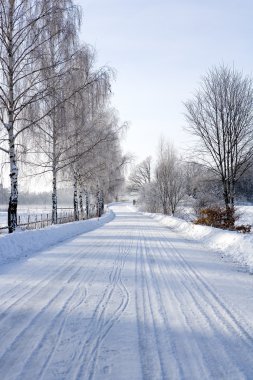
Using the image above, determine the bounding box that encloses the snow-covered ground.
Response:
[0,211,114,265]
[0,205,74,229]
[0,203,253,379]
[176,203,253,227]
[237,205,253,227]
[143,210,253,274]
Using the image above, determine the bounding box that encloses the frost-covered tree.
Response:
[27,44,111,223]
[138,182,160,213]
[155,141,185,215]
[185,65,253,216]
[138,141,185,215]
[0,0,80,232]
[67,107,127,219]
[128,156,152,192]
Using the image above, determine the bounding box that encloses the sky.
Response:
[76,0,253,162]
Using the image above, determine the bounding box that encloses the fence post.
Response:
[27,215,30,229]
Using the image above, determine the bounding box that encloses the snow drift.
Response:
[0,211,114,265]
[144,212,253,273]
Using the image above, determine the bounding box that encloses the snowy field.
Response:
[0,205,76,231]
[237,205,253,227]
[0,203,253,379]
[0,205,52,229]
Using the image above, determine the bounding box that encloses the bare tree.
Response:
[185,65,253,215]
[155,141,185,215]
[68,107,127,219]
[138,182,160,213]
[128,156,152,192]
[25,43,112,223]
[0,0,80,232]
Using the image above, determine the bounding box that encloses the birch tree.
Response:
[26,43,112,223]
[63,50,112,221]
[66,106,127,218]
[0,0,80,232]
[185,65,253,215]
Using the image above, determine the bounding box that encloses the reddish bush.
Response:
[194,206,251,232]
[194,206,237,229]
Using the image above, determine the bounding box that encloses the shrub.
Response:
[234,224,251,233]
[194,206,251,232]
[194,206,236,229]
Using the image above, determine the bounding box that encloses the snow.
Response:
[237,205,253,227]
[142,210,253,273]
[0,203,253,379]
[0,210,114,265]
[0,206,76,228]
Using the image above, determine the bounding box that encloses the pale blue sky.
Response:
[76,0,253,160]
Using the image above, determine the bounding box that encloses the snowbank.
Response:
[144,212,253,273]
[0,211,114,265]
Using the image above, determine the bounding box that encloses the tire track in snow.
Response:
[142,228,204,379]
[135,233,170,380]
[0,241,106,380]
[29,237,132,380]
[0,244,91,321]
[0,237,107,327]
[34,239,115,380]
[150,233,224,378]
[0,243,89,308]
[70,241,132,380]
[143,225,237,379]
[144,219,253,378]
[136,227,206,380]
[159,232,253,377]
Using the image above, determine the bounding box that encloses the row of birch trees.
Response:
[0,0,126,232]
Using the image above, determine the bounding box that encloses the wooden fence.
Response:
[0,208,97,232]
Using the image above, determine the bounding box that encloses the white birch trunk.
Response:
[96,188,103,217]
[85,190,89,219]
[79,190,84,220]
[8,132,18,233]
[7,2,18,233]
[73,174,79,221]
[52,120,58,224]
[52,172,57,224]
[100,190,104,214]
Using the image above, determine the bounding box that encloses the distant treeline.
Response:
[0,186,73,207]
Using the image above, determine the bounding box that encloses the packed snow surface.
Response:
[0,211,114,265]
[0,203,253,379]
[143,210,253,273]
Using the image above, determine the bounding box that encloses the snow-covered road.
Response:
[0,203,253,380]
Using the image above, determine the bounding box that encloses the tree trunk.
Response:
[100,190,104,214]
[73,174,79,221]
[79,190,84,219]
[7,2,18,234]
[52,172,57,224]
[51,114,58,224]
[85,190,89,219]
[96,188,102,217]
[8,134,18,233]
